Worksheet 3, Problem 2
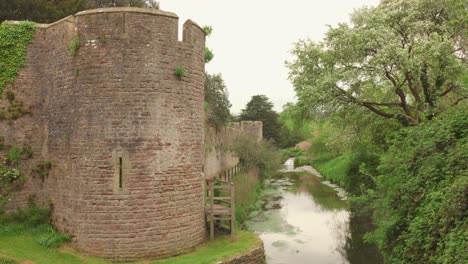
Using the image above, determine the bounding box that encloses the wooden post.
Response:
[209,180,214,241]
[230,181,235,239]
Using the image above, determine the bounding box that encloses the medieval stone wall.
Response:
[204,121,262,180]
[3,7,206,261]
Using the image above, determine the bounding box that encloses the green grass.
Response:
[0,222,261,264]
[155,230,261,264]
[312,154,354,188]
[0,223,106,264]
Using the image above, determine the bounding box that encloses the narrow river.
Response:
[245,158,383,264]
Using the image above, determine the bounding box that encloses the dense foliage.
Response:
[288,0,467,126]
[230,134,282,177]
[365,106,467,263]
[286,0,467,263]
[240,95,281,144]
[204,73,232,128]
[0,0,159,23]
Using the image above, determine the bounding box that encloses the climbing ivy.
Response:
[0,21,36,94]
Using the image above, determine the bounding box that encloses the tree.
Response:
[204,73,231,128]
[0,0,159,23]
[240,95,281,144]
[288,0,466,126]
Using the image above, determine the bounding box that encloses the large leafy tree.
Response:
[288,0,467,126]
[0,0,159,23]
[204,73,232,128]
[240,95,281,144]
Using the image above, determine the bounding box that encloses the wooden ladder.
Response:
[205,179,235,240]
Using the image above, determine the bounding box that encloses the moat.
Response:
[246,159,383,264]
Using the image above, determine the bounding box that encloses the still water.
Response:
[246,158,383,264]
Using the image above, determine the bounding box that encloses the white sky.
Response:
[158,0,380,113]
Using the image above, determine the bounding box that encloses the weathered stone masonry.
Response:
[3,8,206,261]
[204,121,263,180]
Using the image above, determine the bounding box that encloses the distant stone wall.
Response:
[204,121,262,180]
[3,7,206,261]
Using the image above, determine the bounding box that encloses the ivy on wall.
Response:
[0,21,36,94]
[0,21,37,211]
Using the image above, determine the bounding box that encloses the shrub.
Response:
[366,106,468,263]
[2,204,50,226]
[230,134,282,177]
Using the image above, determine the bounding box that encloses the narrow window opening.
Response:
[119,157,123,189]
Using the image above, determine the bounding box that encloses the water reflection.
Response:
[246,171,383,264]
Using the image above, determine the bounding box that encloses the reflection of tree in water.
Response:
[287,172,348,211]
[329,211,350,264]
[342,204,384,264]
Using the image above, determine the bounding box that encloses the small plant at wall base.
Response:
[175,67,186,78]
[0,22,37,94]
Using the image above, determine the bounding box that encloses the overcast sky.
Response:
[158,0,380,113]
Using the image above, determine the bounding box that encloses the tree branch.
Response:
[384,69,413,118]
[360,103,397,119]
[439,83,454,96]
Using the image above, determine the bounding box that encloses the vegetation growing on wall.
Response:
[0,21,36,94]
[68,38,80,57]
[0,146,34,210]
[174,66,186,78]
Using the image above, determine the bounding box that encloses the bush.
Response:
[2,203,50,226]
[230,134,282,177]
[366,106,468,263]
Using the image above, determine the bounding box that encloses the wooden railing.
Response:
[205,180,235,240]
[205,162,243,240]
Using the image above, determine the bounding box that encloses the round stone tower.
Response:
[6,7,206,261]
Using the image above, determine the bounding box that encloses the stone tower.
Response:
[3,8,206,261]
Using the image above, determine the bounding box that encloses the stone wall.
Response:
[217,242,266,264]
[204,121,262,180]
[3,7,206,261]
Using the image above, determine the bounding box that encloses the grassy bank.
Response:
[0,205,262,264]
[0,222,261,264]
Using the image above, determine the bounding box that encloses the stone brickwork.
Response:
[217,242,266,264]
[3,7,206,261]
[204,121,262,180]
